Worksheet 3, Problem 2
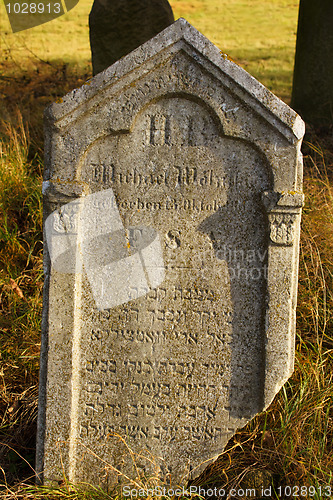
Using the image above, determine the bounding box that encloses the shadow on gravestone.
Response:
[89,0,174,76]
[198,140,271,422]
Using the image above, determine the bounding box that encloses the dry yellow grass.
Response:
[0,0,332,497]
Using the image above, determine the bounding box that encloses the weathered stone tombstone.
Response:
[89,0,174,76]
[292,0,333,128]
[37,19,304,489]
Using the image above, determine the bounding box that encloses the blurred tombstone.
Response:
[89,0,174,75]
[37,19,304,489]
[291,0,333,128]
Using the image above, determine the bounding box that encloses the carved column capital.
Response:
[262,191,304,246]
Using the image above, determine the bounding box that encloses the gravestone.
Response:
[37,19,304,489]
[89,0,174,75]
[292,0,333,127]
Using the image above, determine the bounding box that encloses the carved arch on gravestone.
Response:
[130,92,226,138]
[111,79,289,153]
[75,92,274,188]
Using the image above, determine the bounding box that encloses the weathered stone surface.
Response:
[37,19,304,489]
[89,0,174,76]
[292,0,333,127]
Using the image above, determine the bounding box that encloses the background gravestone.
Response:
[89,0,174,75]
[37,19,304,488]
[291,0,333,128]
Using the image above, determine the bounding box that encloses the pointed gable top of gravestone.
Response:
[46,18,304,142]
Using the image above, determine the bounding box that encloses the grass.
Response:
[0,0,299,100]
[0,0,333,498]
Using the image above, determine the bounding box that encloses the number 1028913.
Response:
[5,2,61,14]
[276,485,331,497]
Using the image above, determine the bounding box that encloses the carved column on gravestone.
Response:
[262,191,304,405]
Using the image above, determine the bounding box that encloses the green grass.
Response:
[0,0,333,498]
[1,0,299,100]
[172,0,299,100]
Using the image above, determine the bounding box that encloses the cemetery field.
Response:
[0,0,299,100]
[0,0,332,498]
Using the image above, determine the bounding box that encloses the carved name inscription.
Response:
[90,164,226,189]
